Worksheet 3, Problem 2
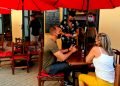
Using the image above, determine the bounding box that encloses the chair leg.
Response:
[38,78,41,86]
[38,78,44,86]
[60,80,64,86]
[38,79,44,86]
[0,59,1,66]
[12,60,15,75]
[41,81,44,86]
[27,60,29,73]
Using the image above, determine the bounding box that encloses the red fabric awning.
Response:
[0,8,11,14]
[55,0,120,10]
[0,0,55,11]
[41,0,58,5]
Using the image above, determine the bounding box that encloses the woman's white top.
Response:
[93,47,115,83]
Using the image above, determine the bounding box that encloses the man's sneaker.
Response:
[64,81,73,86]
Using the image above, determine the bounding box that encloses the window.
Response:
[0,14,12,41]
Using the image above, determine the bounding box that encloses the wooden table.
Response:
[67,50,92,65]
[67,50,92,86]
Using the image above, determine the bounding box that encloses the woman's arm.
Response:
[76,28,79,36]
[86,47,96,63]
[61,32,73,37]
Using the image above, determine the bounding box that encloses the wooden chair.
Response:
[25,42,39,62]
[0,34,4,50]
[115,64,120,86]
[11,42,30,74]
[0,42,12,66]
[0,41,3,50]
[14,38,24,54]
[37,39,64,86]
[113,49,120,86]
[0,34,4,41]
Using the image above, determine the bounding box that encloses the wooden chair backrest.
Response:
[0,34,4,50]
[4,41,13,51]
[0,34,4,41]
[113,49,120,86]
[12,42,24,55]
[0,41,3,50]
[15,38,23,43]
[113,49,120,65]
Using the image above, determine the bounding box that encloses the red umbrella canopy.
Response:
[55,0,120,10]
[0,0,55,11]
[40,0,57,5]
[0,8,11,14]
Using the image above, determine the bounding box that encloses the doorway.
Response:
[1,14,12,41]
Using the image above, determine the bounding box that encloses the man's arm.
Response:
[60,49,69,53]
[54,51,73,61]
[54,46,77,61]
[60,45,76,53]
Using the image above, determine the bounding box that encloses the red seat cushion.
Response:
[14,48,22,53]
[37,70,64,78]
[0,51,12,57]
[30,50,39,55]
[11,55,29,60]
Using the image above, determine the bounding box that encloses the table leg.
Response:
[72,70,76,86]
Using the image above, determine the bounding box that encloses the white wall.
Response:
[11,10,22,42]
[99,7,120,50]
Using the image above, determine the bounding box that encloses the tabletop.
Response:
[67,50,92,66]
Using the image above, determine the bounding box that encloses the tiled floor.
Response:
[0,62,60,86]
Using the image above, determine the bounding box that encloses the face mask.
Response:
[88,16,94,22]
[57,34,61,39]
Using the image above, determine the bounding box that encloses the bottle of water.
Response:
[81,49,84,61]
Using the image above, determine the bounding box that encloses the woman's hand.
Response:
[65,33,72,37]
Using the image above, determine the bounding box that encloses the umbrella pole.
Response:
[84,0,89,56]
[86,0,89,27]
[22,0,25,41]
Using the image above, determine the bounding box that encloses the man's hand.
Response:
[69,45,74,51]
[71,46,77,53]
[69,45,77,53]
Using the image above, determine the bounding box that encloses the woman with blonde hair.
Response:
[78,33,114,86]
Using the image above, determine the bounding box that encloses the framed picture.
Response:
[45,9,60,33]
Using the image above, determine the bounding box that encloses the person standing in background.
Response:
[29,13,41,43]
[78,27,85,49]
[85,13,97,54]
[60,13,79,49]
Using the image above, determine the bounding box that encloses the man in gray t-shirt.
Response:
[43,25,77,85]
[43,37,59,72]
